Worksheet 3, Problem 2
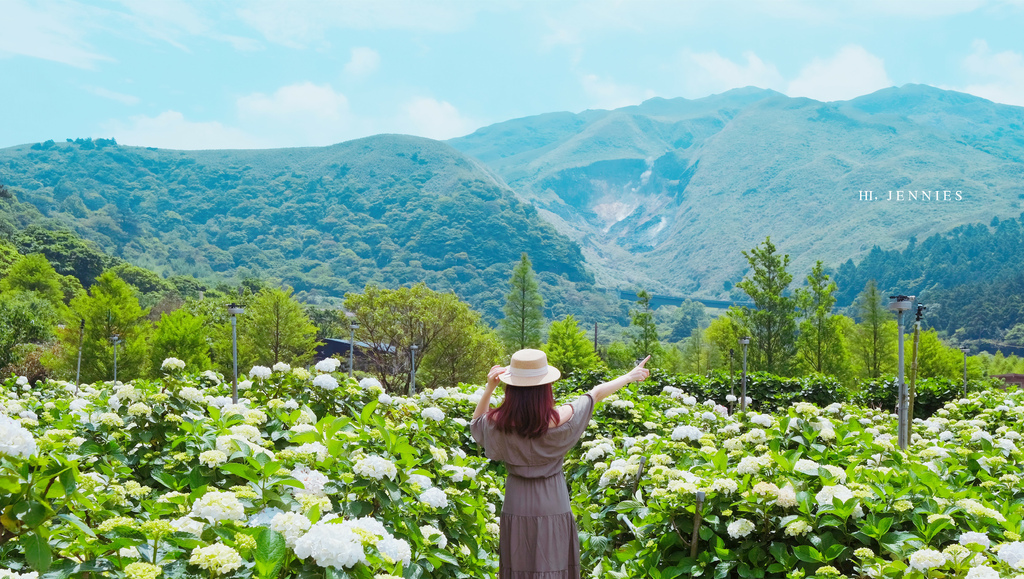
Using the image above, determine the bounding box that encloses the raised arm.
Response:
[589,356,651,404]
[472,365,505,420]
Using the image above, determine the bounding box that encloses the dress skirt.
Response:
[498,471,581,579]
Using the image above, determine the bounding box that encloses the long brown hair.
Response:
[487,382,559,439]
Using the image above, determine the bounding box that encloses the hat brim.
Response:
[498,366,561,387]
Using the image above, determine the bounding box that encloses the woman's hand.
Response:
[624,355,651,383]
[486,365,505,389]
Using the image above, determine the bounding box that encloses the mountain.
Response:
[450,85,1024,299]
[0,135,610,323]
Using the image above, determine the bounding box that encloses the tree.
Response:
[705,314,746,372]
[498,253,545,352]
[151,308,211,373]
[659,300,707,342]
[849,280,898,379]
[543,315,601,377]
[729,237,797,375]
[345,283,502,393]
[228,286,321,369]
[629,290,662,365]
[1,253,67,311]
[0,292,60,370]
[53,270,151,382]
[681,325,716,375]
[795,261,852,381]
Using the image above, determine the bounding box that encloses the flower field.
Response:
[2,360,1024,579]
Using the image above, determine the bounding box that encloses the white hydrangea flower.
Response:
[199,450,228,468]
[407,473,432,489]
[378,393,393,405]
[359,377,383,390]
[0,415,38,459]
[421,407,445,421]
[190,490,246,524]
[161,358,186,371]
[727,518,755,538]
[671,425,702,442]
[909,549,947,571]
[376,536,412,566]
[960,532,991,549]
[177,387,205,404]
[794,459,821,476]
[15,376,28,386]
[965,566,1000,579]
[354,456,398,481]
[189,544,243,576]
[271,362,290,372]
[292,442,329,462]
[312,374,339,390]
[775,484,798,508]
[270,512,311,549]
[249,366,272,380]
[170,516,205,536]
[419,487,449,509]
[315,358,341,373]
[998,542,1024,569]
[291,465,329,497]
[294,521,366,569]
[420,524,448,549]
[200,370,221,384]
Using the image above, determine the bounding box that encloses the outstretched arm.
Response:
[472,365,505,420]
[589,356,651,404]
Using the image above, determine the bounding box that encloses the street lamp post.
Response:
[889,295,915,451]
[350,321,359,378]
[738,337,750,412]
[227,303,245,403]
[410,344,419,395]
[111,335,122,384]
[961,347,970,396]
[75,318,85,390]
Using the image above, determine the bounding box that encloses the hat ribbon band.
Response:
[508,366,550,378]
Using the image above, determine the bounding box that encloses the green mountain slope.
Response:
[450,85,1024,298]
[0,135,599,322]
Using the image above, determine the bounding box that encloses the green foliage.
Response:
[543,314,601,377]
[0,240,19,275]
[0,292,60,369]
[56,270,151,382]
[12,224,117,287]
[730,237,798,375]
[849,280,898,379]
[795,261,852,382]
[151,308,212,373]
[229,286,321,369]
[629,290,662,364]
[603,341,635,370]
[656,300,708,342]
[108,262,173,295]
[705,314,746,369]
[852,375,990,417]
[1,253,68,312]
[498,253,544,352]
[344,283,502,393]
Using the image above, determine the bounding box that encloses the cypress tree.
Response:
[499,253,544,352]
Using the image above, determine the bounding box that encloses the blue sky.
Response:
[3,0,1024,150]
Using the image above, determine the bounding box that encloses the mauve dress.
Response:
[470,393,595,579]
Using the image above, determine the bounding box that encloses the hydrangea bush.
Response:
[2,365,1023,579]
[0,364,502,579]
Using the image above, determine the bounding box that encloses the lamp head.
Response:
[888,295,915,312]
[226,303,245,315]
[738,337,750,346]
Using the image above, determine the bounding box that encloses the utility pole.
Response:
[889,295,914,451]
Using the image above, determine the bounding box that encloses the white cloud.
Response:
[580,74,656,110]
[238,82,349,120]
[786,45,892,102]
[344,47,380,76]
[682,50,786,96]
[84,86,140,106]
[237,82,356,146]
[0,0,110,68]
[105,111,264,150]
[400,97,477,140]
[958,40,1024,107]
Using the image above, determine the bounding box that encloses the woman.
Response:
[470,349,651,579]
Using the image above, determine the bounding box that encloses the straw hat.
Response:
[499,349,561,387]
